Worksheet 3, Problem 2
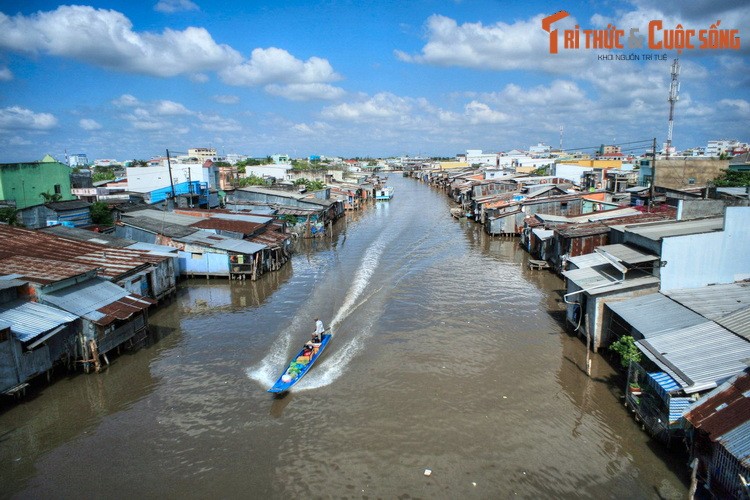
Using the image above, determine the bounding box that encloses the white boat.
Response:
[375,186,395,200]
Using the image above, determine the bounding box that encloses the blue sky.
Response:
[0,0,748,162]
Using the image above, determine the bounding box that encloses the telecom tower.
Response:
[665,59,680,158]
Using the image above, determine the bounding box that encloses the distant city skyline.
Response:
[0,0,748,162]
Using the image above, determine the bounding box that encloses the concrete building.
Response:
[67,153,89,167]
[0,155,76,209]
[187,148,217,163]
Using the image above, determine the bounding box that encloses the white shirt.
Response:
[315,319,325,334]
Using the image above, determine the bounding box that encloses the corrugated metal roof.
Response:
[531,228,554,240]
[562,266,660,295]
[0,277,26,290]
[596,243,659,265]
[637,323,750,394]
[720,419,750,467]
[607,293,708,338]
[126,242,178,254]
[624,217,724,240]
[0,255,98,283]
[666,283,750,320]
[209,213,274,224]
[684,369,750,465]
[176,231,266,254]
[715,306,750,340]
[0,225,167,280]
[567,253,609,270]
[42,277,153,326]
[122,209,204,226]
[190,218,265,235]
[40,225,136,247]
[0,299,78,342]
[118,215,198,238]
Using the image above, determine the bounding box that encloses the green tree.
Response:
[39,191,63,203]
[90,201,114,226]
[712,169,750,187]
[609,335,641,368]
[0,207,23,226]
[238,175,270,187]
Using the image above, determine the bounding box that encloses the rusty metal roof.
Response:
[683,369,750,465]
[0,225,167,281]
[190,218,265,235]
[0,255,98,284]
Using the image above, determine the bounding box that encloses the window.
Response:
[688,178,696,185]
[54,184,61,194]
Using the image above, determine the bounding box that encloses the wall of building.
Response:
[653,158,730,189]
[660,207,750,291]
[0,161,75,209]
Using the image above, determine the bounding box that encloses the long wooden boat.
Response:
[268,333,332,393]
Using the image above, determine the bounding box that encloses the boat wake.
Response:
[246,234,391,391]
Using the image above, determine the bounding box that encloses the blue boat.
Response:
[268,333,332,393]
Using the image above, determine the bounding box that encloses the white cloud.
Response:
[79,118,102,130]
[322,93,414,121]
[0,106,57,131]
[212,94,240,104]
[190,73,209,83]
[0,5,241,77]
[112,94,141,107]
[197,113,242,132]
[0,66,12,81]
[155,100,192,115]
[265,83,345,101]
[154,0,200,14]
[221,47,341,87]
[396,14,586,72]
[718,98,750,114]
[464,101,510,124]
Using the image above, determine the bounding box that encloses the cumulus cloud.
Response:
[154,0,199,14]
[112,94,141,107]
[212,94,240,104]
[197,113,242,132]
[322,93,414,121]
[79,118,102,130]
[155,100,192,115]
[718,98,750,114]
[396,14,585,72]
[0,66,12,81]
[0,5,241,77]
[464,101,510,124]
[0,106,57,131]
[265,83,346,101]
[221,47,341,86]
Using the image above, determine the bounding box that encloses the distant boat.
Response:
[268,333,332,393]
[375,186,395,200]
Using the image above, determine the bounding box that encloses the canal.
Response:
[1,175,688,498]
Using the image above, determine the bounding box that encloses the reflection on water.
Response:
[0,175,688,498]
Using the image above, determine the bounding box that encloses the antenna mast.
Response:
[666,59,680,158]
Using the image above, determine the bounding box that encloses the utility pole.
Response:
[166,149,176,200]
[666,59,680,158]
[649,137,657,207]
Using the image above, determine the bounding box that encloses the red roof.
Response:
[684,370,750,440]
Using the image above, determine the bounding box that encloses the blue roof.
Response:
[719,419,750,467]
[0,300,78,342]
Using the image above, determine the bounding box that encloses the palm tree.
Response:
[39,191,63,203]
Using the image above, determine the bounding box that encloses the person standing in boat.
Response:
[312,317,325,343]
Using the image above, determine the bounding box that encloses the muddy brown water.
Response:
[1,175,688,498]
